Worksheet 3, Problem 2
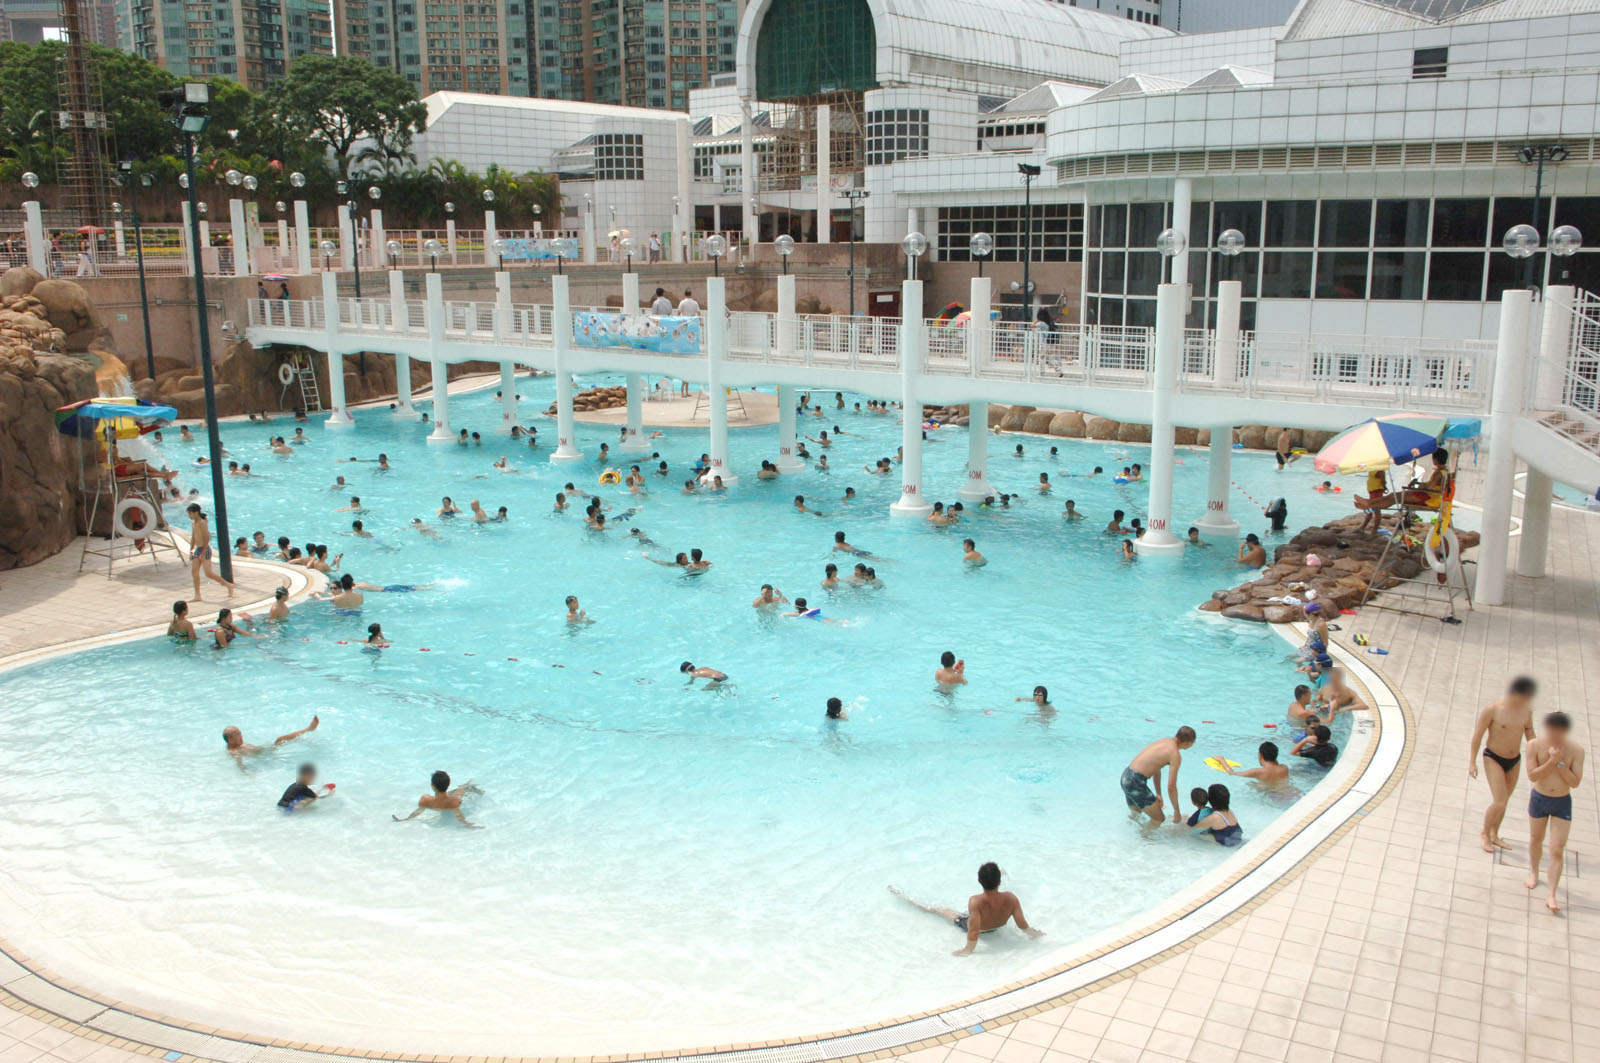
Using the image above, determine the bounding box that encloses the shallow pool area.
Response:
[0,380,1366,1055]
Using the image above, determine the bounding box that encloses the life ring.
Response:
[113,497,157,539]
[1425,525,1460,575]
[598,469,622,485]
[277,363,295,386]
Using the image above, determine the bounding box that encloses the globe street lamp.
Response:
[423,238,442,272]
[775,233,795,274]
[704,232,727,277]
[386,238,402,269]
[969,231,994,278]
[1549,224,1584,285]
[902,230,928,281]
[621,235,637,273]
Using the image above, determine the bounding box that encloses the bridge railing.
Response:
[725,312,899,371]
[248,298,323,330]
[1227,331,1493,409]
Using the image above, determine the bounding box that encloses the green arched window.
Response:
[754,0,878,100]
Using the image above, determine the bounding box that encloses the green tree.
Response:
[259,55,426,179]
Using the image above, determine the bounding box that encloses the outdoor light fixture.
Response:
[969,231,994,277]
[320,238,337,268]
[243,175,258,192]
[493,238,507,270]
[1017,163,1041,321]
[483,188,495,203]
[21,171,39,189]
[445,201,455,215]
[290,171,305,189]
[1550,225,1584,283]
[902,230,928,280]
[386,239,402,267]
[423,237,443,271]
[705,233,727,276]
[1502,224,1539,260]
[775,233,795,274]
[275,200,287,213]
[841,187,871,316]
[225,169,243,186]
[621,236,637,272]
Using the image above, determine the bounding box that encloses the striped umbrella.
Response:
[1313,413,1449,475]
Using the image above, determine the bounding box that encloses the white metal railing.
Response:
[1527,289,1600,453]
[1224,330,1493,409]
[248,298,323,330]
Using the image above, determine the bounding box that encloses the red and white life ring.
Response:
[113,498,157,539]
[277,363,295,386]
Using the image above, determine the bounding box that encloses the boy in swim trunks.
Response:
[1122,727,1196,823]
[1468,675,1538,853]
[1525,711,1584,912]
[393,770,484,828]
[889,862,1044,956]
[680,661,728,686]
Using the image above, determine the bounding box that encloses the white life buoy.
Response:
[1424,526,1460,575]
[277,363,295,386]
[113,497,158,539]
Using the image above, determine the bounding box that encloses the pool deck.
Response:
[0,467,1595,1063]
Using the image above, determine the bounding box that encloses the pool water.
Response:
[0,379,1357,1055]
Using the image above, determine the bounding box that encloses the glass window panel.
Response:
[1370,251,1425,299]
[1098,298,1123,326]
[1374,199,1430,247]
[1187,250,1206,292]
[1189,201,1210,245]
[1100,251,1125,294]
[1239,301,1257,332]
[1214,201,1262,247]
[1486,251,1533,301]
[1260,252,1313,298]
[1125,298,1157,329]
[1319,200,1371,247]
[1315,252,1368,298]
[1558,252,1600,293]
[1265,200,1316,247]
[1209,250,1260,298]
[1431,198,1489,247]
[1102,204,1128,247]
[1129,202,1165,248]
[1126,250,1162,295]
[1088,205,1102,246]
[1554,196,1600,231]
[1427,251,1485,300]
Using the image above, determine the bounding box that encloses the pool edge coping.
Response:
[0,610,1406,1063]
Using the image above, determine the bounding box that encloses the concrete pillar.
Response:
[713,203,722,234]
[293,200,312,274]
[622,374,649,454]
[1213,280,1241,384]
[229,199,249,276]
[113,220,126,257]
[320,271,352,428]
[777,276,801,471]
[276,219,290,269]
[1535,285,1575,409]
[370,209,384,269]
[340,203,355,269]
[180,201,193,274]
[1169,177,1193,286]
[484,209,497,267]
[198,219,211,253]
[958,277,995,502]
[550,274,583,463]
[816,104,831,243]
[1135,282,1186,554]
[494,270,511,340]
[622,271,640,313]
[739,99,756,237]
[1476,288,1533,605]
[706,276,736,483]
[499,361,517,435]
[777,386,802,472]
[891,279,932,516]
[1197,426,1240,537]
[676,116,692,263]
[1517,467,1554,579]
[389,270,414,417]
[446,219,458,263]
[425,272,453,443]
[22,202,47,274]
[583,208,597,266]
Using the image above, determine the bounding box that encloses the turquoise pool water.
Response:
[0,380,1357,1054]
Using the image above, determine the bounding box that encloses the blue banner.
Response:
[501,237,579,261]
[574,312,703,354]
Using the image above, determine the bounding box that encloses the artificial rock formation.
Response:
[546,384,628,415]
[921,402,1336,456]
[1198,514,1481,622]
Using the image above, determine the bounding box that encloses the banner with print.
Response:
[502,237,580,261]
[573,312,703,354]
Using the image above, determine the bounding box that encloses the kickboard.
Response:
[1204,757,1242,771]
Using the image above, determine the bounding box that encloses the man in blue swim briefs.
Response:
[889,862,1045,956]
[1121,726,1196,823]
[1525,711,1584,913]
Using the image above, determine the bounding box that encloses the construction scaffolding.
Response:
[763,93,864,190]
[55,0,113,228]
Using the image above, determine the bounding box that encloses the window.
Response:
[1315,252,1367,299]
[1427,252,1484,301]
[865,108,928,166]
[936,203,1084,263]
[1374,199,1429,248]
[1265,201,1316,247]
[594,132,644,180]
[1431,198,1488,248]
[1318,200,1371,247]
[1260,252,1313,298]
[1412,46,1447,79]
[1213,201,1262,247]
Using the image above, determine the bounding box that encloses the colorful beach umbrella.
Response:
[55,398,177,440]
[1313,413,1448,475]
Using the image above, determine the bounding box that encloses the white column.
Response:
[340,203,355,269]
[1197,427,1240,536]
[320,271,352,427]
[389,270,414,417]
[446,219,458,263]
[275,219,289,269]
[1517,467,1554,579]
[707,276,737,483]
[1477,289,1533,605]
[816,104,831,244]
[113,220,126,257]
[891,279,932,516]
[425,272,453,442]
[370,209,385,268]
[1535,284,1575,409]
[180,201,193,274]
[620,373,649,454]
[1213,279,1241,384]
[583,209,597,265]
[229,199,248,276]
[293,200,311,274]
[1135,282,1186,554]
[22,202,47,274]
[550,274,583,462]
[676,116,692,263]
[622,271,640,313]
[483,209,497,267]
[494,270,512,340]
[498,361,517,435]
[958,276,995,501]
[198,219,211,252]
[739,99,756,236]
[1169,177,1193,286]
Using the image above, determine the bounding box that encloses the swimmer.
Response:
[1119,539,1135,561]
[1129,463,1143,481]
[274,536,292,561]
[707,475,726,492]
[234,536,250,558]
[1088,466,1103,477]
[646,551,690,568]
[585,511,607,530]
[833,530,871,556]
[1063,500,1082,521]
[841,487,856,502]
[457,429,469,446]
[185,504,234,601]
[168,600,196,640]
[962,538,987,566]
[493,456,518,472]
[1469,675,1539,853]
[493,506,509,522]
[470,500,490,523]
[565,595,593,624]
[782,596,825,619]
[375,454,391,472]
[1190,784,1243,846]
[816,455,830,472]
[1104,510,1129,535]
[1014,444,1025,458]
[686,548,712,572]
[1015,686,1055,713]
[1121,726,1196,824]
[826,697,846,720]
[251,531,271,553]
[794,495,824,516]
[1288,684,1322,728]
[1316,480,1335,492]
[1238,533,1267,567]
[179,425,194,442]
[822,563,841,591]
[628,527,658,547]
[1187,526,1207,546]
[927,502,956,526]
[334,495,365,513]
[351,520,372,538]
[319,573,364,608]
[682,479,699,495]
[393,770,484,828]
[889,863,1044,956]
[212,607,260,649]
[1037,472,1051,493]
[267,586,291,621]
[757,461,779,480]
[271,438,293,455]
[753,584,789,609]
[1291,725,1339,768]
[805,431,832,449]
[935,650,966,687]
[222,715,319,770]
[411,517,442,539]
[438,496,461,519]
[680,661,728,686]
[554,492,569,511]
[656,461,669,476]
[277,763,332,812]
[291,428,308,445]
[1220,741,1290,784]
[228,461,246,477]
[365,622,389,647]
[1275,429,1298,470]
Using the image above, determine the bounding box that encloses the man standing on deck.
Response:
[1525,711,1584,913]
[1468,676,1538,854]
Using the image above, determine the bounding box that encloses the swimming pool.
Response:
[0,379,1361,1055]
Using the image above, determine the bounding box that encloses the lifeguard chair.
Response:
[58,398,185,577]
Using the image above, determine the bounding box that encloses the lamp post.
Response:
[320,238,336,271]
[158,81,233,582]
[1018,163,1041,322]
[492,238,506,271]
[1216,227,1245,280]
[1516,144,1568,291]
[902,230,927,281]
[969,231,993,278]
[621,235,637,273]
[114,159,156,380]
[704,233,726,276]
[386,238,402,269]
[423,238,442,273]
[841,187,870,317]
[1549,225,1584,285]
[775,233,795,274]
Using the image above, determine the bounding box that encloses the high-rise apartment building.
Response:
[332,1,533,96]
[123,0,332,90]
[531,0,739,111]
[1,0,118,45]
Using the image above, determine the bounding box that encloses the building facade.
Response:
[531,0,740,110]
[331,0,532,96]
[122,0,332,90]
[1,0,117,44]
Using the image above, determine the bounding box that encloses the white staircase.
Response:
[1522,287,1600,493]
[281,351,323,414]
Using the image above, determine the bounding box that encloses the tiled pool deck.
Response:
[0,468,1593,1063]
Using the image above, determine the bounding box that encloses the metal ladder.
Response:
[279,351,324,413]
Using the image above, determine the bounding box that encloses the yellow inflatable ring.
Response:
[598,469,622,485]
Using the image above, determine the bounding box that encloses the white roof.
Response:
[987,81,1100,116]
[736,0,1171,100]
[1184,65,1274,90]
[422,91,689,128]
[1284,0,1599,39]
[1082,73,1187,102]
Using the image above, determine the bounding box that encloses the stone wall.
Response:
[923,402,1338,454]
